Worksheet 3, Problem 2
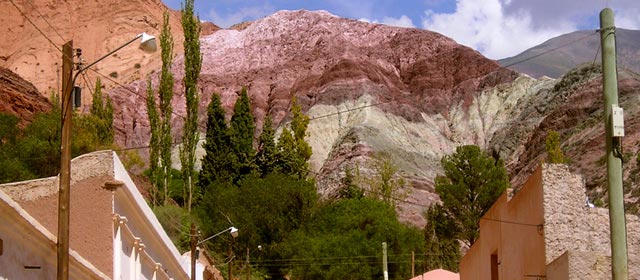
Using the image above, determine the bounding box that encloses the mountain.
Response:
[0,66,51,125]
[110,9,517,225]
[4,6,640,225]
[498,29,640,78]
[0,0,218,103]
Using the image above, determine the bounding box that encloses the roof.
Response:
[411,269,460,280]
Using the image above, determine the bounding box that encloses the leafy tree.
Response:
[255,115,278,176]
[229,87,256,179]
[279,198,424,280]
[89,77,114,145]
[196,173,317,264]
[434,145,509,246]
[198,93,233,190]
[146,79,162,205]
[423,204,460,272]
[179,0,202,212]
[338,165,364,199]
[360,152,407,206]
[545,129,565,164]
[146,11,175,206]
[276,97,312,179]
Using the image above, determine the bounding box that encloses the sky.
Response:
[161,0,640,59]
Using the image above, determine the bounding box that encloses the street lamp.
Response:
[57,32,156,280]
[190,225,239,280]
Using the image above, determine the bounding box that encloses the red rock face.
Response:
[0,67,51,126]
[107,10,517,226]
[112,10,515,150]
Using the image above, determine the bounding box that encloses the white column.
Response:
[113,215,126,280]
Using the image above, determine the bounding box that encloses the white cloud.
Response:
[422,0,575,59]
[209,4,274,28]
[359,15,416,28]
[382,15,416,28]
[616,8,640,30]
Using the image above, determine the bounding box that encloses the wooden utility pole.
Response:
[600,8,629,280]
[57,40,73,280]
[191,223,197,280]
[246,248,251,280]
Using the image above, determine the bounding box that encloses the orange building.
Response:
[460,164,640,279]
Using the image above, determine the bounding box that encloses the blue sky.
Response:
[162,0,639,59]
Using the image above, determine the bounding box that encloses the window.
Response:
[491,252,499,280]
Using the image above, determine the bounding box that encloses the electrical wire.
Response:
[8,0,62,52]
[24,0,66,42]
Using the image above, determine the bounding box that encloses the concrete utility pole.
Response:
[57,40,73,280]
[600,8,629,280]
[382,242,388,280]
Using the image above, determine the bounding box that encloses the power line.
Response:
[8,0,62,52]
[24,0,66,42]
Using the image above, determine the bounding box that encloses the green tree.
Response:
[434,145,509,246]
[229,87,256,179]
[338,165,364,199]
[146,11,175,206]
[545,129,565,164]
[276,97,312,179]
[198,93,233,190]
[423,204,461,271]
[146,79,162,205]
[179,0,202,212]
[89,77,114,145]
[360,152,407,206]
[279,198,424,280]
[255,115,278,176]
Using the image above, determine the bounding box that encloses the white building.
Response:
[0,151,190,279]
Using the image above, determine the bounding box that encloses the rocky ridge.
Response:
[0,0,218,105]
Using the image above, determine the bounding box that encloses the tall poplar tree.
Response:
[179,0,202,211]
[229,87,255,179]
[89,77,114,146]
[147,11,174,206]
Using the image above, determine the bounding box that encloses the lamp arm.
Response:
[197,227,231,246]
[78,33,143,73]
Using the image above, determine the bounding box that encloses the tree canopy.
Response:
[432,145,509,247]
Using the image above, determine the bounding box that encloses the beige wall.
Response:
[460,166,546,279]
[461,164,640,279]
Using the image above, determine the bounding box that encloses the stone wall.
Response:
[541,164,640,278]
[0,150,114,201]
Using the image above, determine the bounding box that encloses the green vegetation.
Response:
[545,129,566,164]
[0,85,115,184]
[190,93,428,279]
[421,145,509,271]
[179,0,202,212]
[146,11,175,206]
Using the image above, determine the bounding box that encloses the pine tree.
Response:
[199,93,233,190]
[434,145,509,246]
[256,115,278,176]
[229,87,256,179]
[179,0,202,212]
[146,11,174,206]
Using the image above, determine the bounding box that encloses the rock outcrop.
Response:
[0,66,51,125]
[0,0,218,104]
